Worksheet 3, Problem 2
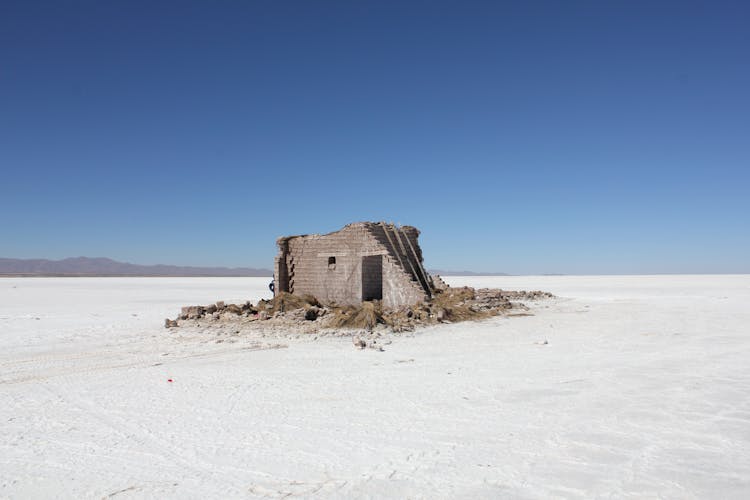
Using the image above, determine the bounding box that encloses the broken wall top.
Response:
[276,222,420,246]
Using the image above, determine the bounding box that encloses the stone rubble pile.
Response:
[165,287,555,335]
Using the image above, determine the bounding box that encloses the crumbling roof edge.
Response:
[276,221,390,244]
[277,221,416,245]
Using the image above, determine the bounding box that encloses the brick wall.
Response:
[273,222,428,308]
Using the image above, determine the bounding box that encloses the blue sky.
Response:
[1,1,748,274]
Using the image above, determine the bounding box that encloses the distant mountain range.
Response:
[0,257,273,277]
[0,257,511,278]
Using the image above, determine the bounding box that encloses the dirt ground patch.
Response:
[166,287,554,341]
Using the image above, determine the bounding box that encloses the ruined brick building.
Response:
[274,222,441,308]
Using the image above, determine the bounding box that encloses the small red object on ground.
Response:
[167,379,173,382]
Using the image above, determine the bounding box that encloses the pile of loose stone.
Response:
[164,287,554,340]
